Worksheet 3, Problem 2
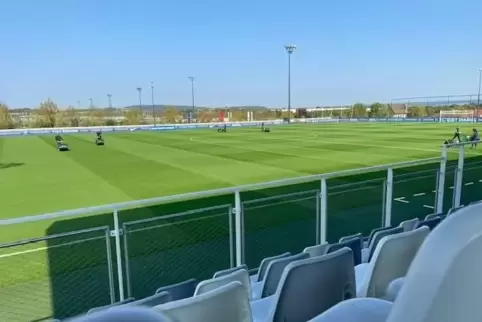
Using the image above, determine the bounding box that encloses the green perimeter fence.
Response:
[0,145,482,321]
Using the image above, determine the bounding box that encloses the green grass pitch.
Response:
[1,122,482,321]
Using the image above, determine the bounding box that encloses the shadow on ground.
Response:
[0,162,24,170]
[7,155,480,320]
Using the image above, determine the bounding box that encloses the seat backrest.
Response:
[269,248,356,322]
[155,278,197,301]
[125,292,171,308]
[194,269,251,299]
[87,298,135,314]
[327,237,362,265]
[256,252,291,283]
[425,214,439,220]
[367,227,403,262]
[213,265,248,278]
[261,252,309,298]
[72,307,172,322]
[360,227,430,298]
[303,242,329,257]
[339,233,362,243]
[447,205,464,215]
[399,218,420,232]
[387,203,482,322]
[367,226,392,246]
[155,282,252,322]
[416,217,442,231]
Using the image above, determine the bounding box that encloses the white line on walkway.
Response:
[394,197,410,204]
[465,182,474,186]
[413,193,426,197]
[423,205,435,209]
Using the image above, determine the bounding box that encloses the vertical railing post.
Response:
[436,144,447,213]
[113,209,125,301]
[234,190,243,266]
[319,178,328,243]
[453,144,465,208]
[384,168,393,227]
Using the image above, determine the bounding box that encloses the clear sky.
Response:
[1,0,481,109]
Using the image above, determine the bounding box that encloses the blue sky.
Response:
[1,0,481,108]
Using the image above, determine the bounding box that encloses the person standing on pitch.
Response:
[470,128,479,149]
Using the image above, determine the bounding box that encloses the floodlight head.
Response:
[284,44,296,53]
[188,76,194,82]
[137,87,142,92]
[150,81,154,88]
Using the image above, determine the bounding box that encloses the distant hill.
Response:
[123,105,268,111]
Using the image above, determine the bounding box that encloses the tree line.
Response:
[0,99,478,129]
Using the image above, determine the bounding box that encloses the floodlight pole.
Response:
[77,100,81,109]
[189,76,195,123]
[477,68,482,123]
[137,87,143,119]
[89,98,93,109]
[284,44,296,123]
[150,82,156,126]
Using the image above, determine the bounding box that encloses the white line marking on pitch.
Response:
[423,205,435,209]
[449,186,454,190]
[394,197,410,203]
[465,182,474,186]
[413,193,426,197]
[432,190,436,193]
[479,179,482,183]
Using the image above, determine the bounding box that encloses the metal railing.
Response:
[1,143,480,320]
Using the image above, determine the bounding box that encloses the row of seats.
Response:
[64,204,470,321]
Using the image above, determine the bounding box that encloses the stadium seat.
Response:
[355,227,429,298]
[194,268,251,300]
[251,248,355,322]
[339,233,362,243]
[416,217,442,231]
[70,307,172,322]
[362,227,403,263]
[87,297,136,314]
[364,226,394,248]
[155,282,252,322]
[398,218,420,232]
[384,277,405,301]
[250,252,291,284]
[424,214,441,221]
[327,237,363,265]
[213,264,248,278]
[251,252,309,300]
[307,202,482,322]
[447,205,465,215]
[303,242,329,257]
[155,278,197,301]
[123,292,172,308]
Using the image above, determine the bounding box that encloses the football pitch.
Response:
[1,122,482,321]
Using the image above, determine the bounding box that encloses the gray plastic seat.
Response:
[195,268,251,299]
[155,278,197,301]
[398,218,420,232]
[252,252,309,300]
[362,227,403,263]
[416,217,441,231]
[155,281,252,322]
[303,243,330,257]
[69,307,172,322]
[87,298,135,314]
[447,205,464,215]
[214,265,248,278]
[250,252,291,284]
[124,292,171,308]
[327,237,362,266]
[252,247,356,322]
[339,233,362,243]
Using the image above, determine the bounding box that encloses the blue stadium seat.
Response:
[416,217,442,231]
[155,282,251,322]
[249,252,291,284]
[251,252,309,300]
[327,237,362,266]
[251,248,355,322]
[155,278,197,301]
[87,298,136,314]
[339,233,362,243]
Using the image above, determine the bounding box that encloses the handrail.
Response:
[0,157,440,226]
